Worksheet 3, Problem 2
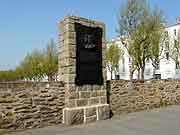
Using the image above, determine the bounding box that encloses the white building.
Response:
[107,17,180,80]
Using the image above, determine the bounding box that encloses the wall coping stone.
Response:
[63,104,109,111]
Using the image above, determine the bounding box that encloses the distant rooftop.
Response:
[166,17,180,28]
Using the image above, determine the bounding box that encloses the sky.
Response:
[0,0,180,70]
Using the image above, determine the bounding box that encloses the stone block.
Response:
[88,97,99,105]
[63,74,75,84]
[91,91,98,97]
[68,91,79,99]
[99,96,107,104]
[63,108,84,125]
[66,99,76,108]
[64,23,75,32]
[97,91,106,97]
[64,31,76,40]
[64,38,76,46]
[77,99,88,107]
[79,91,91,98]
[0,97,16,103]
[85,107,96,117]
[93,85,102,90]
[64,17,75,25]
[98,105,110,120]
[86,115,97,123]
[68,58,76,66]
[76,85,92,91]
[65,82,76,92]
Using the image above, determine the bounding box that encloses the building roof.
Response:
[166,22,180,28]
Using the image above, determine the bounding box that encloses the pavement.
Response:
[6,105,180,135]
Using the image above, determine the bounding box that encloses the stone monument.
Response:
[59,16,109,125]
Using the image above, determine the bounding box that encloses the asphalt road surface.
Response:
[7,105,180,135]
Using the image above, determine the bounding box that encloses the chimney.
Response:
[176,17,180,24]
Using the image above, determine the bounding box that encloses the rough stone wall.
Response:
[59,16,109,125]
[108,80,180,116]
[0,82,64,131]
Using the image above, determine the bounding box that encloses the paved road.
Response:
[7,105,180,135]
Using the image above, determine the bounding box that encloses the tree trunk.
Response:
[55,74,57,81]
[141,67,145,80]
[153,61,159,78]
[152,64,157,79]
[48,75,53,82]
[137,69,140,80]
[153,68,155,79]
[130,66,135,81]
[110,71,113,80]
[176,61,179,69]
[130,71,133,80]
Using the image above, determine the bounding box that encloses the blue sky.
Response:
[0,0,180,70]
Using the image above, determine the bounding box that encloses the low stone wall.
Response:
[3,79,180,131]
[0,82,65,131]
[108,80,180,116]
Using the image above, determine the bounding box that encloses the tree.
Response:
[18,50,45,81]
[15,39,58,82]
[0,39,58,82]
[117,0,148,80]
[106,41,123,80]
[117,0,165,80]
[0,70,18,82]
[130,10,164,80]
[43,39,58,81]
[149,12,165,77]
[168,30,180,69]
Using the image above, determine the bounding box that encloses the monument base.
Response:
[63,104,109,125]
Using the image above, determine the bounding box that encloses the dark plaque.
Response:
[75,23,103,85]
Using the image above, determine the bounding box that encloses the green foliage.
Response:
[130,10,164,79]
[106,41,123,79]
[117,0,165,80]
[0,70,19,82]
[169,30,180,69]
[18,49,45,81]
[117,0,149,80]
[0,39,58,82]
[43,39,58,81]
[117,0,147,39]
[149,10,165,74]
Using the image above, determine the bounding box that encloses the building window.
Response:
[145,68,151,75]
[122,58,125,72]
[166,52,169,60]
[129,57,131,63]
[174,29,177,36]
